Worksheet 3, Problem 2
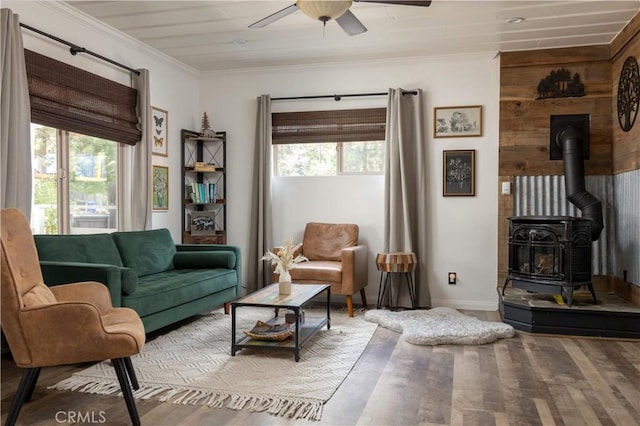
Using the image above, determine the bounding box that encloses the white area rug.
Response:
[364,307,514,345]
[49,307,377,421]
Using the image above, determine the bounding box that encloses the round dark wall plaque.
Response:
[617,56,639,132]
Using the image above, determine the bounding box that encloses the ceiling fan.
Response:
[249,0,432,36]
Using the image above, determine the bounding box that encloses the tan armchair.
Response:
[1,208,145,426]
[273,222,368,317]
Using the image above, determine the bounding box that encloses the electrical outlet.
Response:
[448,272,457,285]
[501,182,511,195]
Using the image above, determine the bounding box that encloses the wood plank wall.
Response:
[611,12,640,174]
[611,12,640,305]
[497,45,613,286]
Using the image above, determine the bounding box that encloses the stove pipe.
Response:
[557,126,603,241]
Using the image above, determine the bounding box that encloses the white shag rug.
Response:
[49,307,377,421]
[364,307,514,345]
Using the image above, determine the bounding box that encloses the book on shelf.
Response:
[208,183,216,203]
[188,182,217,204]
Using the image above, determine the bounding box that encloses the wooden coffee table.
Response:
[231,283,331,361]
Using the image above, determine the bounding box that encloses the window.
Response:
[274,141,385,176]
[31,124,118,234]
[272,108,386,176]
[25,50,140,234]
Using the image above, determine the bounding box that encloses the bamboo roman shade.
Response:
[24,49,141,145]
[272,108,386,144]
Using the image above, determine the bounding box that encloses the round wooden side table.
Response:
[375,252,417,310]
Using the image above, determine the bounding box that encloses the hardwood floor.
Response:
[2,310,639,426]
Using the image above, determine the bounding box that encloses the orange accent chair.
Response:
[0,208,146,426]
[273,222,368,317]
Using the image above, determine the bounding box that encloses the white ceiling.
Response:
[65,0,640,72]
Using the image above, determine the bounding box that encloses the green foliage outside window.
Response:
[277,143,337,176]
[342,141,385,173]
[275,141,384,176]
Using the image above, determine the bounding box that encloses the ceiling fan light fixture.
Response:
[296,0,352,22]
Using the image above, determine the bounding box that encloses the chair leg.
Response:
[360,289,368,311]
[123,357,139,390]
[346,295,354,317]
[112,358,141,426]
[24,367,41,402]
[5,367,41,426]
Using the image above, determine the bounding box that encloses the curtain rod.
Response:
[272,90,418,101]
[19,22,140,76]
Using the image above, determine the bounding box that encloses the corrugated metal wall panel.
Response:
[613,170,640,285]
[514,175,613,275]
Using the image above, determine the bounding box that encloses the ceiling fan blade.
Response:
[249,4,298,28]
[336,10,367,36]
[353,0,432,6]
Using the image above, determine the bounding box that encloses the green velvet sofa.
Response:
[33,228,241,333]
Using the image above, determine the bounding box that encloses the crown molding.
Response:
[34,1,199,78]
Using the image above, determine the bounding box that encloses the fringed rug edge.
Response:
[48,376,324,421]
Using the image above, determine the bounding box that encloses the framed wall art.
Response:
[443,150,475,196]
[190,211,216,236]
[434,105,482,138]
[151,106,168,156]
[152,165,169,210]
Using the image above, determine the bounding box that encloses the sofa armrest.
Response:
[39,261,125,307]
[340,245,369,295]
[175,244,242,293]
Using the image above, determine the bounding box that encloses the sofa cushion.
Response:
[112,229,176,277]
[34,234,123,266]
[289,261,342,283]
[122,269,237,317]
[302,223,358,261]
[173,251,236,270]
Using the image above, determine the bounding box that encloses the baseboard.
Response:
[430,299,498,311]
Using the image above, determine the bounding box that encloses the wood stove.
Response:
[503,216,596,306]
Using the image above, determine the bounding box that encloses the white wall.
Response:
[4,1,201,241]
[200,55,500,310]
[8,1,501,309]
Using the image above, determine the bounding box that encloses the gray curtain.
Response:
[119,69,151,231]
[1,9,32,218]
[247,94,273,293]
[384,88,430,307]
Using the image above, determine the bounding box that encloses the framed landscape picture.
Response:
[152,165,169,210]
[443,150,475,196]
[151,106,168,156]
[434,105,482,138]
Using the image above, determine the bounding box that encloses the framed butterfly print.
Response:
[151,106,168,157]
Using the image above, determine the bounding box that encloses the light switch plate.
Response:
[501,182,511,195]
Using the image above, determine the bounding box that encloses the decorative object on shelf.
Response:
[262,238,308,295]
[443,150,475,196]
[200,111,217,138]
[152,165,169,210]
[244,320,292,342]
[193,161,216,172]
[433,105,482,138]
[536,68,585,99]
[151,106,168,156]
[617,56,639,132]
[190,211,216,236]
